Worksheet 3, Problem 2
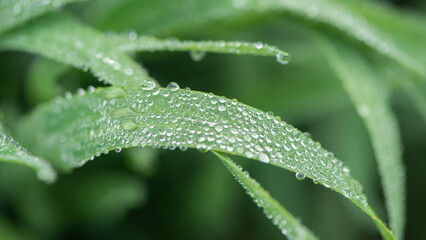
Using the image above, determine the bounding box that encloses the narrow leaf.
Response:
[214,151,318,240]
[0,13,151,86]
[94,0,426,89]
[0,0,87,35]
[0,126,56,184]
[109,34,290,61]
[319,35,405,239]
[17,85,393,238]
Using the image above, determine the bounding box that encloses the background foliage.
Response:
[0,0,425,239]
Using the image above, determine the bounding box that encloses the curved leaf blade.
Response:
[0,126,56,184]
[319,35,405,239]
[0,13,151,86]
[17,85,393,238]
[109,34,290,60]
[215,151,318,240]
[84,0,426,78]
[0,0,87,35]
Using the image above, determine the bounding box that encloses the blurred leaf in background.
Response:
[0,0,425,239]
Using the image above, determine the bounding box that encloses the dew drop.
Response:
[87,85,95,93]
[343,165,350,176]
[167,82,180,91]
[245,151,254,158]
[276,53,290,65]
[141,80,156,90]
[65,91,72,99]
[303,132,312,139]
[295,172,305,181]
[218,105,227,112]
[215,125,224,132]
[115,148,122,153]
[198,148,208,153]
[189,51,206,62]
[259,153,270,163]
[254,42,263,49]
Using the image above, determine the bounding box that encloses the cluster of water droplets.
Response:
[0,129,27,154]
[114,34,290,65]
[20,80,368,209]
[0,128,55,182]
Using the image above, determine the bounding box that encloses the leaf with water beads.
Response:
[214,151,317,240]
[86,0,426,79]
[0,126,56,184]
[0,0,86,35]
[17,84,391,238]
[0,13,152,87]
[108,34,290,64]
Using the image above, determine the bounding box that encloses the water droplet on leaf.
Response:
[276,53,290,65]
[295,172,305,181]
[167,82,180,91]
[141,80,156,90]
[259,153,270,163]
[189,51,206,62]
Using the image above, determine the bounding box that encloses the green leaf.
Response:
[334,0,426,80]
[319,35,404,239]
[17,85,393,238]
[214,151,317,240]
[26,58,70,104]
[0,0,87,35]
[0,13,151,86]
[109,34,290,62]
[0,125,57,184]
[94,0,426,92]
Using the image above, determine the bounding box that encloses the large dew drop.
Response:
[167,82,180,91]
[295,172,305,181]
[259,153,270,163]
[276,53,290,65]
[141,80,156,90]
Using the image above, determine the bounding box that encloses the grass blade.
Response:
[17,85,394,239]
[90,0,426,128]
[0,125,56,184]
[109,34,290,61]
[214,151,318,240]
[0,13,151,86]
[95,0,426,92]
[0,0,87,35]
[319,35,405,239]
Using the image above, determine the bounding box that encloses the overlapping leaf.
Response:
[17,85,393,238]
[0,13,151,86]
[319,35,405,239]
[215,151,318,240]
[0,0,87,35]
[0,126,56,183]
